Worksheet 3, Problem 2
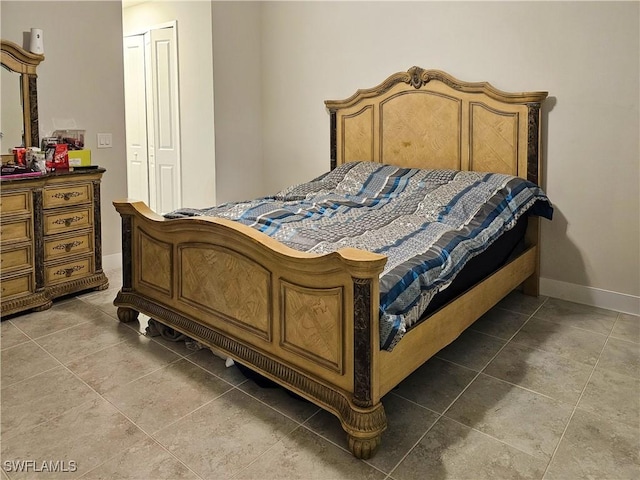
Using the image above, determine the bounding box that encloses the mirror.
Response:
[0,39,44,164]
[1,66,24,152]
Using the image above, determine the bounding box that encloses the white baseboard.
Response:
[540,277,640,316]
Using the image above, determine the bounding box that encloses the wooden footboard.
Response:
[113,200,388,458]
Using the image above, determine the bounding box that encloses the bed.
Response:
[113,67,551,459]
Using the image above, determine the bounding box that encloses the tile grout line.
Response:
[5,337,212,480]
[386,296,550,479]
[2,299,136,359]
[443,414,555,462]
[77,373,237,480]
[1,320,33,351]
[230,397,390,478]
[11,285,632,478]
[388,390,445,417]
[385,412,444,478]
[181,352,250,389]
[227,424,304,480]
[1,335,68,389]
[2,308,104,345]
[78,435,206,480]
[435,355,575,405]
[520,313,613,339]
[540,312,620,479]
[3,307,233,479]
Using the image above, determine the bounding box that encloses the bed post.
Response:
[116,213,139,323]
[346,277,387,459]
[329,110,337,170]
[522,101,544,297]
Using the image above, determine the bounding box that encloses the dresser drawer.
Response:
[44,231,93,261]
[43,183,92,208]
[0,191,32,215]
[1,245,32,273]
[44,206,93,235]
[45,256,93,285]
[0,218,32,244]
[1,271,34,299]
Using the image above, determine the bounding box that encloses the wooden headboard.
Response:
[325,67,548,185]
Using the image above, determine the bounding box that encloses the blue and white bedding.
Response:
[167,162,553,351]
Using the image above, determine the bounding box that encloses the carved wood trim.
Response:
[33,188,45,289]
[325,66,548,111]
[326,66,547,185]
[114,290,387,444]
[44,272,107,298]
[27,75,39,148]
[330,111,337,170]
[137,230,173,297]
[469,102,519,176]
[93,180,103,272]
[1,39,44,150]
[341,105,375,164]
[0,39,44,74]
[353,277,373,408]
[280,281,344,374]
[527,103,542,185]
[121,215,133,290]
[379,91,463,169]
[0,291,49,316]
[177,243,272,342]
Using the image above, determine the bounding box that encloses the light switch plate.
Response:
[97,133,112,149]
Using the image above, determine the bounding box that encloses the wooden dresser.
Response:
[1,168,108,316]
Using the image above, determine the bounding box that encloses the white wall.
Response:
[3,1,637,313]
[212,1,265,202]
[123,0,217,208]
[259,1,640,313]
[1,1,127,257]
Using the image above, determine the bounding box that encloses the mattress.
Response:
[167,161,553,351]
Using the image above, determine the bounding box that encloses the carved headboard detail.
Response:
[1,39,45,162]
[325,67,547,185]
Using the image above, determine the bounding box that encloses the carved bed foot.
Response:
[33,300,53,312]
[117,306,139,323]
[342,402,386,459]
[146,318,187,341]
[348,433,382,460]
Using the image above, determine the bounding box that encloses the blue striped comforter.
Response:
[167,162,553,351]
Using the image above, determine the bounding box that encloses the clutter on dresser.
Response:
[2,128,93,177]
[43,129,91,170]
[1,146,46,177]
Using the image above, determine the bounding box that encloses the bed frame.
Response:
[114,67,548,459]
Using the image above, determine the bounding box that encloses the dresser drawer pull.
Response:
[53,215,83,227]
[53,240,83,252]
[53,191,83,201]
[54,265,85,277]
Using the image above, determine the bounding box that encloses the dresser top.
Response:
[0,167,106,186]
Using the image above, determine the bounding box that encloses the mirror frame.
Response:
[1,39,45,163]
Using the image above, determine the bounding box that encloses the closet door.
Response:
[123,34,149,205]
[123,25,181,214]
[148,26,182,214]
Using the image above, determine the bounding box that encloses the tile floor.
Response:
[1,263,638,479]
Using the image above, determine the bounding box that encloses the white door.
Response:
[148,27,181,214]
[123,34,149,204]
[123,25,181,214]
